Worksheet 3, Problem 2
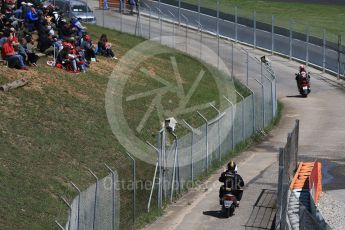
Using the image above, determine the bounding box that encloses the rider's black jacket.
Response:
[219,171,244,190]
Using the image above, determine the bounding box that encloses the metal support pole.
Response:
[338,35,341,80]
[55,220,65,230]
[246,51,249,85]
[104,164,116,230]
[142,2,152,39]
[231,42,234,78]
[254,79,265,128]
[235,7,238,42]
[147,161,158,211]
[147,141,162,208]
[217,0,220,68]
[183,120,195,184]
[120,10,123,32]
[235,90,245,140]
[209,103,222,161]
[253,10,256,48]
[168,11,176,48]
[306,26,309,66]
[262,73,274,121]
[289,20,292,60]
[246,87,256,133]
[197,111,209,171]
[271,15,275,54]
[154,7,163,44]
[178,0,181,25]
[322,29,326,73]
[88,169,98,230]
[102,5,105,27]
[61,197,72,230]
[125,152,136,224]
[223,96,235,150]
[170,133,178,201]
[70,181,81,230]
[181,13,189,53]
[195,20,203,60]
[198,0,201,24]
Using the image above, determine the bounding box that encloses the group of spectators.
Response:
[0,0,117,72]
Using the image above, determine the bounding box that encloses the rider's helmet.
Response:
[227,161,237,173]
[299,65,305,73]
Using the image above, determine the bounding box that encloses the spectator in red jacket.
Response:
[1,36,28,70]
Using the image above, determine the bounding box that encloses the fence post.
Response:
[147,161,158,211]
[235,90,245,140]
[254,78,265,129]
[195,20,203,60]
[147,141,162,208]
[197,111,209,171]
[168,11,176,48]
[217,0,220,69]
[125,152,136,224]
[247,87,256,133]
[235,7,238,42]
[323,29,326,73]
[181,13,189,53]
[223,96,235,150]
[271,15,275,54]
[338,35,341,79]
[246,51,249,85]
[210,103,222,161]
[178,0,181,25]
[88,169,98,230]
[276,148,284,230]
[231,42,234,78]
[183,119,195,184]
[198,0,200,24]
[306,26,309,66]
[104,164,117,230]
[102,5,105,27]
[253,10,256,48]
[55,220,65,230]
[70,182,81,230]
[61,197,72,229]
[170,133,179,201]
[289,20,292,60]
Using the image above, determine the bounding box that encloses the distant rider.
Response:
[295,64,310,89]
[219,161,244,207]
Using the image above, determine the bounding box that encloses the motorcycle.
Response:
[222,190,237,218]
[295,72,311,97]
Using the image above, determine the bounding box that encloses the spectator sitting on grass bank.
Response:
[97,34,117,59]
[1,36,28,70]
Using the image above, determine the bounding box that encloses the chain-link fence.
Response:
[56,1,279,229]
[275,120,330,230]
[136,0,345,79]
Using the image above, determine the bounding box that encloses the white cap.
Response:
[27,2,33,6]
[21,2,27,5]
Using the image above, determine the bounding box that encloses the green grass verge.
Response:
[182,0,345,43]
[0,24,248,229]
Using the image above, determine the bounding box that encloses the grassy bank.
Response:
[183,0,345,42]
[0,24,247,229]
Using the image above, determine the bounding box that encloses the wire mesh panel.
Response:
[66,174,119,230]
[219,106,234,158]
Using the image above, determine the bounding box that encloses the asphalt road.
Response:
[140,0,345,76]
[90,5,345,229]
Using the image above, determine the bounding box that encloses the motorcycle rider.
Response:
[219,161,244,207]
[295,64,310,90]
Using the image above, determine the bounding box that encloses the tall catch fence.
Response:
[275,120,329,230]
[136,0,345,79]
[56,2,278,229]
